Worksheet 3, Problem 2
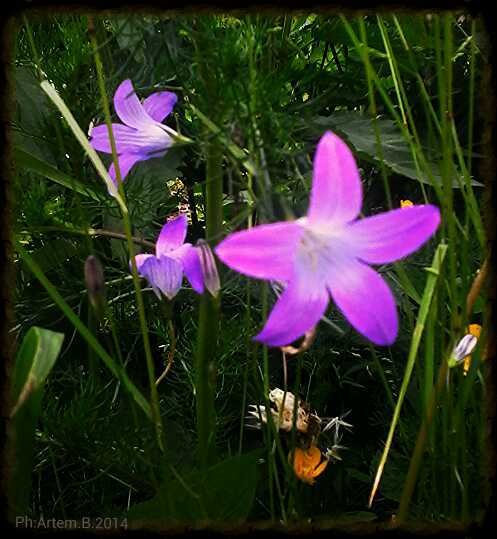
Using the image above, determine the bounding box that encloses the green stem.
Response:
[88,18,164,451]
[21,226,155,249]
[195,141,222,469]
[397,359,448,523]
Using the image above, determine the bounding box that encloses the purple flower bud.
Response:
[84,255,107,318]
[449,334,478,368]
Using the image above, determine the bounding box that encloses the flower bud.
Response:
[84,255,107,320]
[197,240,220,297]
[448,334,478,368]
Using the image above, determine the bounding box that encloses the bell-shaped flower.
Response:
[89,79,178,185]
[134,214,205,299]
[215,131,441,347]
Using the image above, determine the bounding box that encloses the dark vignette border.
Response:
[0,1,495,537]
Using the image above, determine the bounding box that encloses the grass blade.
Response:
[368,243,447,507]
[40,80,126,211]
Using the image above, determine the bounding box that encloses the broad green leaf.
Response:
[114,17,146,62]
[11,327,64,409]
[128,452,261,528]
[9,327,65,518]
[313,111,483,188]
[15,146,102,201]
[15,67,51,133]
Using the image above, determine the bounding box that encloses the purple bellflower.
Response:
[134,214,204,300]
[215,131,441,347]
[89,79,178,185]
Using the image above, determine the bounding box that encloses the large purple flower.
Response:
[135,214,204,299]
[89,79,177,184]
[215,131,441,347]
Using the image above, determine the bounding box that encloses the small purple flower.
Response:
[89,79,177,185]
[134,214,204,299]
[215,131,441,347]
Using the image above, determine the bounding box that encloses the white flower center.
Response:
[296,217,353,282]
[144,123,172,152]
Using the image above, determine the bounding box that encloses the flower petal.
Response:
[143,91,178,123]
[114,79,155,130]
[197,241,220,296]
[134,253,154,273]
[307,131,362,225]
[139,255,183,300]
[255,270,329,347]
[215,222,304,281]
[90,123,168,154]
[108,153,145,184]
[180,245,205,294]
[156,214,188,256]
[347,205,441,264]
[327,260,398,345]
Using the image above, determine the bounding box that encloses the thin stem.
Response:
[88,17,164,451]
[195,140,222,469]
[397,359,449,523]
[155,321,176,386]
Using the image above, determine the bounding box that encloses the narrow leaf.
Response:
[15,146,102,201]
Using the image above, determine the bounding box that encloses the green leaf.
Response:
[128,452,261,528]
[15,67,51,133]
[314,111,483,188]
[9,327,65,518]
[15,146,102,201]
